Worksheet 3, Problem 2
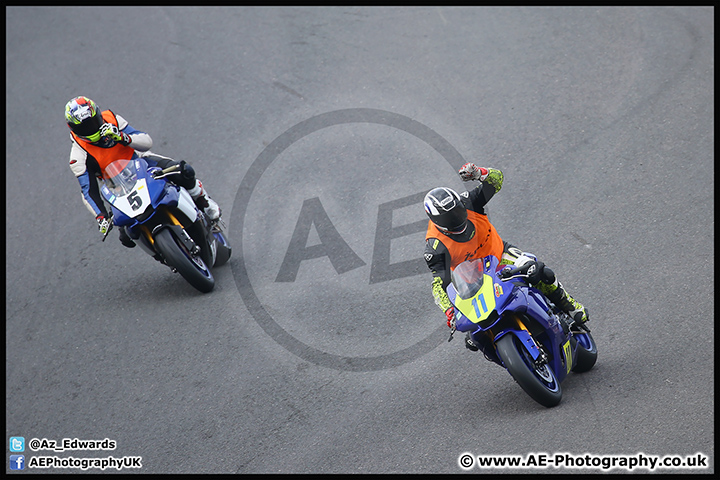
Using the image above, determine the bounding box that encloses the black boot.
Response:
[467,332,502,366]
[118,228,136,248]
[464,332,479,351]
[541,281,589,324]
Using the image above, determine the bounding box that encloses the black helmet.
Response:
[65,96,104,143]
[423,187,468,234]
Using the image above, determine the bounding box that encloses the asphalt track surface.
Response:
[6,6,714,474]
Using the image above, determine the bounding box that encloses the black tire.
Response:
[154,228,215,293]
[571,331,598,373]
[214,243,231,267]
[496,334,563,408]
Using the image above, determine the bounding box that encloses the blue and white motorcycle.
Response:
[447,254,597,407]
[99,157,231,293]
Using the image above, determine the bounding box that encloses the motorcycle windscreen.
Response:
[451,259,486,299]
[104,159,137,196]
[451,258,499,325]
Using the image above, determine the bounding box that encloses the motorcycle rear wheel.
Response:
[571,331,598,373]
[496,334,562,408]
[212,229,232,267]
[154,228,215,293]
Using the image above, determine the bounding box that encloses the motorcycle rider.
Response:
[423,163,589,358]
[65,96,221,248]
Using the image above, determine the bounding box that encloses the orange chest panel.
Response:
[426,210,504,269]
[71,110,135,176]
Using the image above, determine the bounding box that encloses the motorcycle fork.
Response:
[140,208,184,246]
[507,313,549,368]
[164,209,183,227]
[140,225,154,246]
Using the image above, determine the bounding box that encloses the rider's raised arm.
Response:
[466,167,503,212]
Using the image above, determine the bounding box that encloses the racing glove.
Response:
[445,307,456,329]
[100,123,131,146]
[178,160,196,180]
[458,163,489,182]
[526,260,546,285]
[96,214,111,235]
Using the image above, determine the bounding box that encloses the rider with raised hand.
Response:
[423,163,589,357]
[64,96,221,248]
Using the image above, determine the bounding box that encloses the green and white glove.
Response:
[96,214,111,235]
[100,123,131,145]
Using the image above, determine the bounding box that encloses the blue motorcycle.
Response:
[99,157,231,293]
[447,254,597,407]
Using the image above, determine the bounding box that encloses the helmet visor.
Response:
[71,115,104,142]
[436,210,468,234]
[439,221,468,235]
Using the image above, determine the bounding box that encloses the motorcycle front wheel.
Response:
[154,227,215,293]
[496,334,562,408]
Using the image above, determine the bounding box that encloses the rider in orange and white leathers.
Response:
[65,96,221,247]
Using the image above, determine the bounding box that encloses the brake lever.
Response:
[499,263,533,281]
[499,270,527,281]
[151,164,181,180]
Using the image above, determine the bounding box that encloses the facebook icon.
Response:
[10,455,25,470]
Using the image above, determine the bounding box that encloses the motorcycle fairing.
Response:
[449,254,578,382]
[448,257,514,331]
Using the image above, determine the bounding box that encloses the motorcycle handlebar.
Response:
[151,164,181,179]
[499,262,533,280]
